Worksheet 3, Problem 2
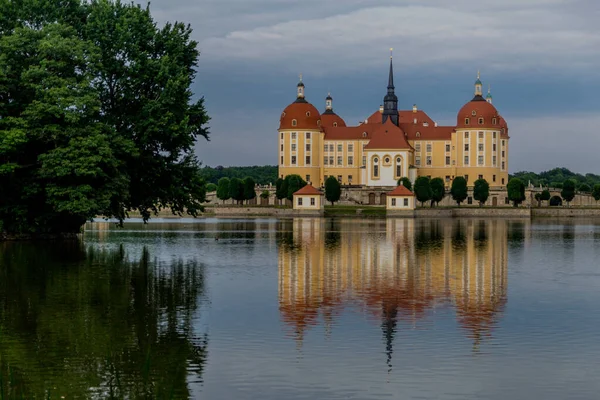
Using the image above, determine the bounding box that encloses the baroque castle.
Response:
[278,55,509,188]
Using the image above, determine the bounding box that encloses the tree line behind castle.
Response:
[207,166,600,207]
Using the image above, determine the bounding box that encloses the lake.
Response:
[1,217,600,399]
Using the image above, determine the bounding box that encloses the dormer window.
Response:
[292,119,297,126]
[306,111,311,117]
[465,118,470,125]
[478,118,484,125]
[492,118,497,125]
[281,112,286,118]
[333,122,338,127]
[423,122,429,127]
[472,111,477,116]
[317,120,321,126]
[362,132,367,138]
[416,132,421,138]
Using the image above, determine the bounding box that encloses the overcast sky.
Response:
[142,0,600,173]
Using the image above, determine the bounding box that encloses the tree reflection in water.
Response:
[0,242,207,399]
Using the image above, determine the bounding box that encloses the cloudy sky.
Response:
[143,0,600,173]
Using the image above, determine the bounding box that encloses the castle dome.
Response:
[321,112,346,128]
[279,101,321,130]
[456,100,502,129]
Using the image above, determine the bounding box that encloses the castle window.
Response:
[281,156,283,164]
[337,156,342,165]
[374,158,379,163]
[472,110,477,116]
[493,174,496,182]
[492,118,497,125]
[306,156,311,165]
[324,144,328,152]
[478,144,484,152]
[374,165,379,177]
[282,112,286,118]
[362,132,367,138]
[306,111,310,117]
[281,144,283,151]
[465,132,469,139]
[493,132,497,139]
[415,143,421,152]
[306,132,311,139]
[385,157,390,164]
[396,157,401,163]
[445,144,450,152]
[446,156,450,165]
[337,144,342,152]
[416,132,421,138]
[392,198,396,206]
[324,157,328,165]
[298,197,303,206]
[415,156,421,166]
[333,122,338,127]
[292,119,297,126]
[478,155,484,165]
[493,156,497,165]
[348,156,353,165]
[280,132,283,139]
[426,156,432,165]
[478,118,484,125]
[426,144,432,153]
[362,156,366,166]
[348,144,353,152]
[396,164,401,177]
[317,120,321,126]
[464,156,469,165]
[404,198,409,206]
[464,144,469,151]
[291,144,296,151]
[310,197,315,206]
[465,118,470,125]
[478,132,484,139]
[291,156,297,165]
[329,156,333,165]
[306,144,311,151]
[291,132,297,140]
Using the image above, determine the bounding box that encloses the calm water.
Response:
[1,218,600,399]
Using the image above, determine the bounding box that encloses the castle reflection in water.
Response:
[278,218,509,355]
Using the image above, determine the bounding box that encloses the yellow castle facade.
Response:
[278,57,510,188]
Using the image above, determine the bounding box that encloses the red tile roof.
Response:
[388,185,414,196]
[323,124,378,140]
[279,101,322,130]
[294,184,324,196]
[320,112,347,128]
[364,120,413,150]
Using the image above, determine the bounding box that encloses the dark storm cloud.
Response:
[139,0,600,173]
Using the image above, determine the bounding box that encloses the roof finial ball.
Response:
[390,47,393,59]
[296,73,306,102]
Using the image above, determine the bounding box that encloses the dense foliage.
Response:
[507,178,526,207]
[243,177,257,201]
[451,177,468,206]
[561,179,576,205]
[285,175,307,201]
[325,176,341,205]
[511,167,600,189]
[397,177,412,191]
[216,177,230,203]
[430,178,445,207]
[593,185,600,202]
[473,179,490,206]
[200,165,277,186]
[414,176,432,207]
[0,0,209,235]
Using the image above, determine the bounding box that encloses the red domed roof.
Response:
[279,100,322,130]
[456,99,503,129]
[320,111,346,128]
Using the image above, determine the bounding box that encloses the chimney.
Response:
[379,105,384,113]
[434,122,438,127]
[413,104,417,113]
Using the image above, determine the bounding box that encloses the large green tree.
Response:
[430,177,445,207]
[451,177,468,206]
[325,176,341,205]
[507,178,526,207]
[285,174,307,201]
[275,178,286,205]
[561,179,576,206]
[593,184,600,203]
[473,178,490,207]
[228,178,244,204]
[0,0,210,237]
[216,177,230,203]
[413,176,432,207]
[243,177,256,203]
[397,177,412,191]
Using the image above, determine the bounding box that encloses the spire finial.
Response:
[488,84,491,94]
[477,70,480,80]
[299,73,302,82]
[390,47,393,59]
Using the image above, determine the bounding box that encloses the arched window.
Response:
[333,122,338,127]
[478,118,484,125]
[373,157,379,178]
[464,118,470,125]
[362,132,367,138]
[472,110,477,116]
[416,132,421,138]
[492,118,497,125]
[317,120,321,126]
[395,157,402,177]
[306,111,311,117]
[292,119,297,126]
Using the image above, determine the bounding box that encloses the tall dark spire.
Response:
[382,49,399,126]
